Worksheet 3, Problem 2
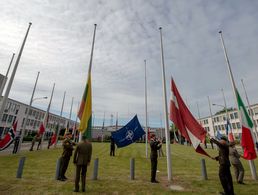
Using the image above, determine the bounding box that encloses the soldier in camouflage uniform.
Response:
[58,132,76,181]
[150,134,162,183]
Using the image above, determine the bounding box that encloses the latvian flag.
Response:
[0,121,17,151]
[170,78,210,157]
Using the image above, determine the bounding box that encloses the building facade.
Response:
[0,97,78,138]
[90,125,165,140]
[198,104,258,139]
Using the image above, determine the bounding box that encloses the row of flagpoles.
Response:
[0,23,79,153]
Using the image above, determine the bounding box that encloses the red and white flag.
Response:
[38,122,45,135]
[236,89,257,160]
[38,112,49,135]
[0,121,17,151]
[49,133,57,146]
[170,78,210,157]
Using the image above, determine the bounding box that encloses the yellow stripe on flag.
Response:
[78,74,92,135]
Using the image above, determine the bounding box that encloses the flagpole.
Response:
[196,102,201,120]
[17,71,40,153]
[68,97,74,130]
[73,102,80,142]
[55,91,66,147]
[0,53,15,96]
[115,112,118,130]
[221,88,229,119]
[102,111,105,142]
[221,88,235,139]
[0,23,32,127]
[88,24,97,74]
[40,83,55,150]
[207,96,216,138]
[219,30,257,180]
[159,27,172,181]
[144,59,149,158]
[92,111,95,129]
[241,79,258,143]
[160,113,163,139]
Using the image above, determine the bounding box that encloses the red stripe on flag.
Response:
[38,123,45,135]
[242,126,257,160]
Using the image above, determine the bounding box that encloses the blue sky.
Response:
[1,0,258,127]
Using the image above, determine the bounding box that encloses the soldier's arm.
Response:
[210,138,222,147]
[155,141,162,150]
[63,140,73,150]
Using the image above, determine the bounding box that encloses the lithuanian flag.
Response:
[78,73,92,138]
[78,24,97,139]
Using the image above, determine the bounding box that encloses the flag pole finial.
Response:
[219,30,222,34]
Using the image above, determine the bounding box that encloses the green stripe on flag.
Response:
[236,89,253,128]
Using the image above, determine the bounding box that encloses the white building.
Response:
[0,96,78,138]
[198,104,258,139]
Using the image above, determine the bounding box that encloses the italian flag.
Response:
[236,89,257,160]
[78,73,92,138]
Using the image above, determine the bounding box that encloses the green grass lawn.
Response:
[0,143,258,194]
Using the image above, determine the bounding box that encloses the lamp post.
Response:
[212,103,225,109]
[32,97,48,102]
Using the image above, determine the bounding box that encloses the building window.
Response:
[35,111,39,119]
[25,108,28,114]
[254,107,258,115]
[234,112,238,119]
[27,119,30,125]
[33,120,37,128]
[8,115,13,123]
[29,109,32,116]
[2,114,8,122]
[237,122,241,129]
[232,123,236,129]
[22,118,25,127]
[5,102,11,111]
[30,120,34,126]
[11,104,16,111]
[230,113,234,119]
[13,116,16,123]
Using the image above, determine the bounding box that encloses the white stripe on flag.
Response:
[186,128,200,150]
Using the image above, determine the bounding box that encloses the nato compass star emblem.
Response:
[125,129,134,140]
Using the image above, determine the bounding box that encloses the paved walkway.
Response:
[0,141,62,155]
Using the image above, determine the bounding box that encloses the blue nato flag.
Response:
[111,115,145,148]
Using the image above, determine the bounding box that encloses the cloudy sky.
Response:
[0,0,258,127]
